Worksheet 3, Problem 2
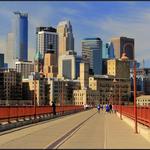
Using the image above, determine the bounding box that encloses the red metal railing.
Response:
[0,105,84,122]
[114,105,150,127]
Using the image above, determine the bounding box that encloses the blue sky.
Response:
[0,1,150,67]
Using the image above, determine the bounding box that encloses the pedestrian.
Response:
[105,104,110,113]
[109,103,112,113]
[97,104,100,113]
[52,101,56,115]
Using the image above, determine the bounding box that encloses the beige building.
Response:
[5,32,16,68]
[16,60,34,79]
[48,78,80,105]
[57,20,74,57]
[137,95,150,106]
[107,59,130,78]
[22,73,49,106]
[89,75,131,105]
[73,63,102,106]
[58,52,76,80]
[79,62,90,90]
[43,52,58,78]
[73,89,100,105]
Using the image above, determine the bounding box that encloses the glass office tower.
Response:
[82,38,102,75]
[14,11,28,61]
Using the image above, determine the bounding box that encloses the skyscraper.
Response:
[111,37,134,60]
[13,11,28,61]
[102,43,109,59]
[57,20,74,57]
[82,38,102,75]
[102,42,115,59]
[5,32,15,68]
[36,27,58,59]
[0,54,4,69]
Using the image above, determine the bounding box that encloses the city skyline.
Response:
[0,2,150,67]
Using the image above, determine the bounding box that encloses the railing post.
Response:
[8,106,10,123]
[34,105,36,119]
[16,105,19,122]
[121,104,122,120]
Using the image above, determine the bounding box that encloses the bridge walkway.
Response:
[0,108,149,149]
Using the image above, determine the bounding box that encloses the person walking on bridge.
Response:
[52,101,56,115]
[105,104,110,113]
[97,104,100,113]
[109,103,112,113]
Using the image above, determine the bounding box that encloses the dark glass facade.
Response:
[63,60,72,79]
[82,38,102,75]
[75,56,82,79]
[120,37,134,60]
[14,12,28,61]
[0,54,4,69]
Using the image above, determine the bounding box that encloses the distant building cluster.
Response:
[0,11,149,106]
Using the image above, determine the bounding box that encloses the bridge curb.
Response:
[116,112,150,142]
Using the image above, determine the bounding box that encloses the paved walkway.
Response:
[0,109,149,149]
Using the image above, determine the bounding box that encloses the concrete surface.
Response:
[116,112,150,143]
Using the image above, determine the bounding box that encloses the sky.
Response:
[0,1,150,67]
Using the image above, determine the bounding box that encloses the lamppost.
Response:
[133,60,138,133]
[113,78,117,105]
[119,78,122,120]
[34,64,37,119]
[110,87,113,104]
[62,82,68,112]
[121,52,137,133]
[113,78,122,120]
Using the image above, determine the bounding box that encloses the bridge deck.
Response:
[0,109,149,149]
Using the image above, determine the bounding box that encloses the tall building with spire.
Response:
[34,51,43,72]
[57,20,74,57]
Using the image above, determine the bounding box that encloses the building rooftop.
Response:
[137,95,150,99]
[82,37,101,41]
[34,51,43,61]
[15,61,33,64]
[36,27,56,33]
[57,20,71,27]
[14,11,28,17]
